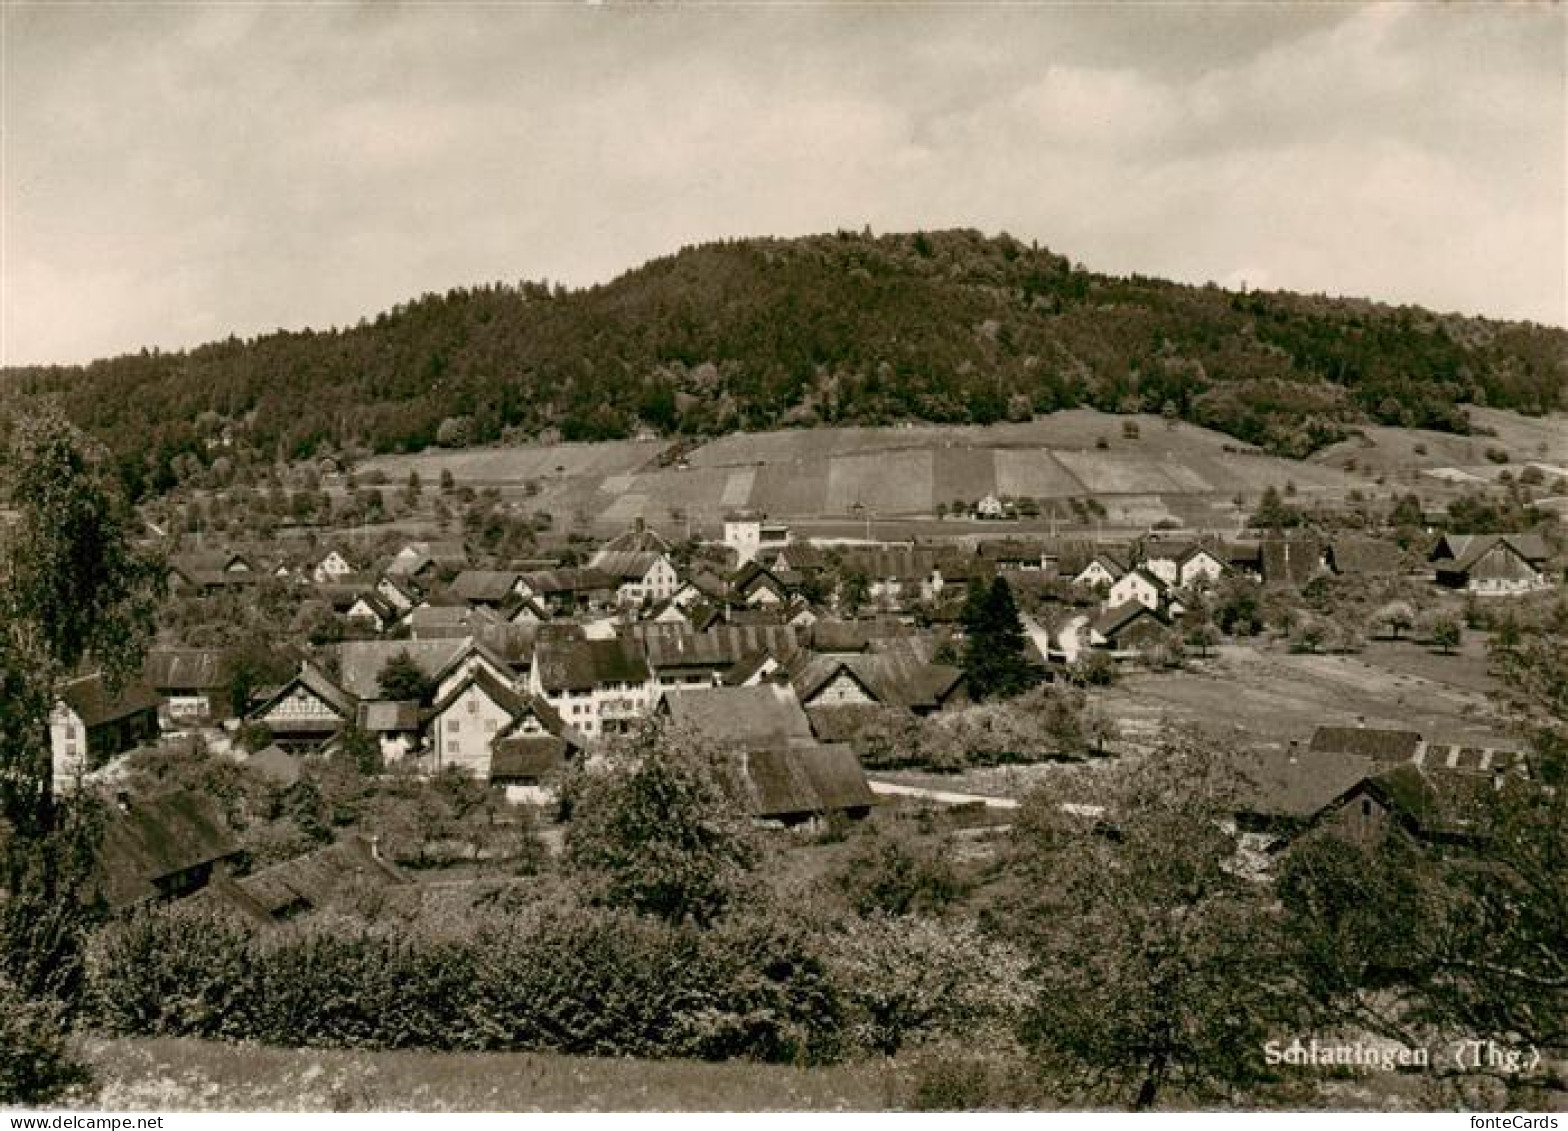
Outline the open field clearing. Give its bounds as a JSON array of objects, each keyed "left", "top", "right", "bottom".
[
  {"left": 1099, "top": 644, "right": 1505, "bottom": 753},
  {"left": 1312, "top": 410, "right": 1568, "bottom": 476},
  {"left": 79, "top": 1037, "right": 909, "bottom": 1112},
  {"left": 354, "top": 408, "right": 1551, "bottom": 528}
]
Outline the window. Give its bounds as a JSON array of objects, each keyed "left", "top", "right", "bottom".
[
  {"left": 467, "top": 698, "right": 480, "bottom": 715},
  {"left": 447, "top": 739, "right": 459, "bottom": 754},
  {"left": 1361, "top": 799, "right": 1372, "bottom": 817},
  {"left": 449, "top": 719, "right": 460, "bottom": 734},
  {"left": 485, "top": 719, "right": 497, "bottom": 733}
]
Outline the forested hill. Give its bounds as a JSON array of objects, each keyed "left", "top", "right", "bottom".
[{"left": 3, "top": 228, "right": 1564, "bottom": 499}]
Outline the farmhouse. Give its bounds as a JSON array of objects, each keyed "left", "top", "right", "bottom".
[
  {"left": 1307, "top": 725, "right": 1424, "bottom": 764},
  {"left": 449, "top": 570, "right": 525, "bottom": 608},
  {"left": 1260, "top": 537, "right": 1324, "bottom": 587},
  {"left": 636, "top": 624, "right": 800, "bottom": 695},
  {"left": 978, "top": 539, "right": 1053, "bottom": 572},
  {"left": 515, "top": 568, "right": 618, "bottom": 615},
  {"left": 1432, "top": 534, "right": 1552, "bottom": 594},
  {"left": 1106, "top": 567, "right": 1168, "bottom": 612},
  {"left": 587, "top": 550, "right": 680, "bottom": 606},
  {"left": 1323, "top": 537, "right": 1404, "bottom": 578},
  {"left": 1072, "top": 553, "right": 1126, "bottom": 589},
  {"left": 51, "top": 674, "right": 162, "bottom": 785},
  {"left": 530, "top": 635, "right": 654, "bottom": 737},
  {"left": 247, "top": 662, "right": 355, "bottom": 752},
  {"left": 658, "top": 684, "right": 875, "bottom": 827},
  {"left": 230, "top": 835, "right": 409, "bottom": 923},
  {"left": 426, "top": 668, "right": 569, "bottom": 778},
  {"left": 97, "top": 789, "right": 242, "bottom": 910},
  {"left": 168, "top": 551, "right": 260, "bottom": 595},
  {"left": 1086, "top": 601, "right": 1170, "bottom": 652},
  {"left": 789, "top": 651, "right": 967, "bottom": 713},
  {"left": 1229, "top": 747, "right": 1378, "bottom": 856},
  {"left": 600, "top": 518, "right": 674, "bottom": 554},
  {"left": 312, "top": 548, "right": 356, "bottom": 584},
  {"left": 143, "top": 647, "right": 229, "bottom": 721}
]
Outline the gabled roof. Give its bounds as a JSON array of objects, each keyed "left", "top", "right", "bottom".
[
  {"left": 143, "top": 648, "right": 228, "bottom": 692},
  {"left": 600, "top": 525, "right": 674, "bottom": 553},
  {"left": 806, "top": 619, "right": 907, "bottom": 654},
  {"left": 490, "top": 736, "right": 572, "bottom": 782},
  {"left": 429, "top": 637, "right": 516, "bottom": 691},
  {"left": 326, "top": 640, "right": 465, "bottom": 699},
  {"left": 1308, "top": 725, "right": 1423, "bottom": 763},
  {"left": 588, "top": 550, "right": 668, "bottom": 581},
  {"left": 1442, "top": 534, "right": 1549, "bottom": 575},
  {"left": 59, "top": 674, "right": 161, "bottom": 728},
  {"left": 1362, "top": 764, "right": 1499, "bottom": 841},
  {"left": 1091, "top": 600, "right": 1167, "bottom": 639},
  {"left": 1230, "top": 749, "right": 1376, "bottom": 822},
  {"left": 98, "top": 789, "right": 241, "bottom": 908},
  {"left": 1260, "top": 537, "right": 1324, "bottom": 586},
  {"left": 729, "top": 744, "right": 875, "bottom": 819},
  {"left": 637, "top": 625, "right": 801, "bottom": 671},
  {"left": 517, "top": 567, "right": 617, "bottom": 595},
  {"left": 534, "top": 636, "right": 650, "bottom": 692},
  {"left": 1118, "top": 566, "right": 1170, "bottom": 593},
  {"left": 450, "top": 570, "right": 521, "bottom": 603},
  {"left": 249, "top": 663, "right": 355, "bottom": 723},
  {"left": 236, "top": 835, "right": 407, "bottom": 919},
  {"left": 661, "top": 683, "right": 816, "bottom": 747},
  {"left": 428, "top": 667, "right": 531, "bottom": 722},
  {"left": 1073, "top": 553, "right": 1127, "bottom": 580},
  {"left": 788, "top": 654, "right": 881, "bottom": 705}
]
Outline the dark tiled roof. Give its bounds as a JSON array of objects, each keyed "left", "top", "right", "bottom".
[
  {"left": 535, "top": 636, "right": 650, "bottom": 692},
  {"left": 1260, "top": 537, "right": 1324, "bottom": 586},
  {"left": 517, "top": 568, "right": 616, "bottom": 595},
  {"left": 237, "top": 835, "right": 407, "bottom": 919},
  {"left": 662, "top": 683, "right": 816, "bottom": 746},
  {"left": 638, "top": 625, "right": 801, "bottom": 671},
  {"left": 588, "top": 550, "right": 667, "bottom": 581},
  {"left": 450, "top": 570, "right": 521, "bottom": 602},
  {"left": 1364, "top": 765, "right": 1499, "bottom": 840},
  {"left": 1091, "top": 601, "right": 1167, "bottom": 639},
  {"left": 731, "top": 744, "right": 875, "bottom": 819},
  {"left": 328, "top": 640, "right": 464, "bottom": 699},
  {"left": 490, "top": 736, "right": 571, "bottom": 782},
  {"left": 59, "top": 674, "right": 162, "bottom": 728},
  {"left": 98, "top": 789, "right": 241, "bottom": 908},
  {"left": 1308, "top": 725, "right": 1423, "bottom": 763},
  {"left": 143, "top": 648, "right": 228, "bottom": 692},
  {"left": 1230, "top": 749, "right": 1375, "bottom": 821}
]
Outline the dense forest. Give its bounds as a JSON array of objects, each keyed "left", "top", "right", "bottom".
[{"left": 3, "top": 229, "right": 1564, "bottom": 500}]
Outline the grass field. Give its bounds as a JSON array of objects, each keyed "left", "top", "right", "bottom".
[
  {"left": 1100, "top": 642, "right": 1506, "bottom": 754},
  {"left": 356, "top": 408, "right": 1557, "bottom": 531},
  {"left": 77, "top": 1037, "right": 910, "bottom": 1112}
]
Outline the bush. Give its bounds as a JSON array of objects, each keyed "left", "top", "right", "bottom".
[
  {"left": 0, "top": 977, "right": 91, "bottom": 1106},
  {"left": 834, "top": 829, "right": 968, "bottom": 917},
  {"left": 87, "top": 903, "right": 848, "bottom": 1064}
]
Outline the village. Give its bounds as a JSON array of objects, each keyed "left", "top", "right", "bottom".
[{"left": 46, "top": 452, "right": 1564, "bottom": 926}]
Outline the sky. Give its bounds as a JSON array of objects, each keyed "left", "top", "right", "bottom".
[{"left": 2, "top": 1, "right": 1564, "bottom": 366}]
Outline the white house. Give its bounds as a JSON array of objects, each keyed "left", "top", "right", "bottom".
[
  {"left": 976, "top": 494, "right": 1005, "bottom": 519},
  {"left": 1176, "top": 546, "right": 1229, "bottom": 589},
  {"left": 723, "top": 514, "right": 790, "bottom": 566},
  {"left": 312, "top": 549, "right": 355, "bottom": 584},
  {"left": 1107, "top": 567, "right": 1167, "bottom": 612},
  {"left": 1073, "top": 555, "right": 1126, "bottom": 590},
  {"left": 586, "top": 550, "right": 680, "bottom": 606},
  {"left": 529, "top": 637, "right": 655, "bottom": 739},
  {"left": 427, "top": 670, "right": 529, "bottom": 777}
]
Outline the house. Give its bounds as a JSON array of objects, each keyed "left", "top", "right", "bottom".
[
  {"left": 231, "top": 835, "right": 409, "bottom": 922},
  {"left": 426, "top": 668, "right": 567, "bottom": 778},
  {"left": 1174, "top": 546, "right": 1229, "bottom": 589},
  {"left": 723, "top": 513, "right": 791, "bottom": 566},
  {"left": 636, "top": 624, "right": 801, "bottom": 694},
  {"left": 449, "top": 570, "right": 524, "bottom": 608},
  {"left": 246, "top": 662, "right": 355, "bottom": 752},
  {"left": 514, "top": 568, "right": 617, "bottom": 615},
  {"left": 408, "top": 603, "right": 503, "bottom": 641},
  {"left": 430, "top": 637, "right": 519, "bottom": 702},
  {"left": 344, "top": 591, "right": 396, "bottom": 633},
  {"left": 789, "top": 652, "right": 967, "bottom": 714},
  {"left": 1086, "top": 601, "right": 1170, "bottom": 652},
  {"left": 1229, "top": 747, "right": 1378, "bottom": 858},
  {"left": 657, "top": 683, "right": 875, "bottom": 826},
  {"left": 375, "top": 573, "right": 421, "bottom": 614},
  {"left": 51, "top": 674, "right": 162, "bottom": 786},
  {"left": 490, "top": 698, "right": 584, "bottom": 801},
  {"left": 1323, "top": 537, "right": 1404, "bottom": 578},
  {"left": 166, "top": 550, "right": 261, "bottom": 596},
  {"left": 143, "top": 647, "right": 229, "bottom": 720},
  {"left": 529, "top": 636, "right": 654, "bottom": 738},
  {"left": 978, "top": 540, "right": 1052, "bottom": 572},
  {"left": 1107, "top": 567, "right": 1168, "bottom": 613},
  {"left": 600, "top": 518, "right": 674, "bottom": 554},
  {"left": 386, "top": 540, "right": 467, "bottom": 581},
  {"left": 95, "top": 789, "right": 242, "bottom": 910},
  {"left": 1225, "top": 542, "right": 1265, "bottom": 579},
  {"left": 312, "top": 548, "right": 356, "bottom": 584},
  {"left": 1432, "top": 534, "right": 1552, "bottom": 595},
  {"left": 356, "top": 700, "right": 423, "bottom": 761},
  {"left": 1260, "top": 537, "right": 1324, "bottom": 587},
  {"left": 1332, "top": 764, "right": 1502, "bottom": 848},
  {"left": 1072, "top": 554, "right": 1126, "bottom": 589},
  {"left": 976, "top": 494, "right": 1005, "bottom": 519},
  {"left": 587, "top": 550, "right": 680, "bottom": 606},
  {"left": 732, "top": 560, "right": 793, "bottom": 606},
  {"left": 507, "top": 596, "right": 552, "bottom": 625}
]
